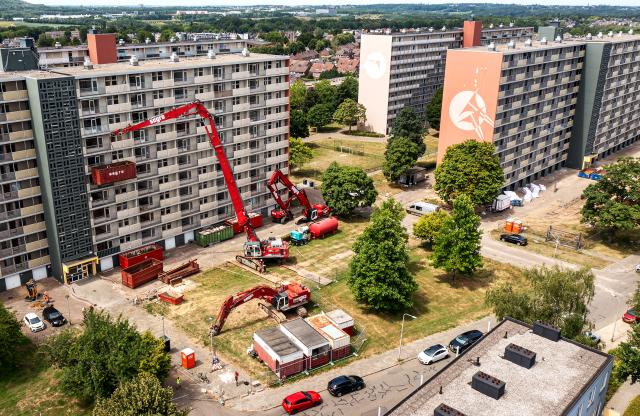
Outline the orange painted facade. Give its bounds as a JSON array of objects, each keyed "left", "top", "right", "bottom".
[
  {"left": 437, "top": 49, "right": 503, "bottom": 163},
  {"left": 463, "top": 21, "right": 483, "bottom": 48},
  {"left": 87, "top": 33, "right": 117, "bottom": 64}
]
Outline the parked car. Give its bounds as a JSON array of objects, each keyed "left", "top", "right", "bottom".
[
  {"left": 23, "top": 312, "right": 45, "bottom": 332},
  {"left": 406, "top": 202, "right": 439, "bottom": 216},
  {"left": 449, "top": 330, "right": 483, "bottom": 354},
  {"left": 282, "top": 391, "right": 322, "bottom": 414},
  {"left": 417, "top": 344, "right": 449, "bottom": 365},
  {"left": 327, "top": 375, "right": 365, "bottom": 397},
  {"left": 42, "top": 306, "right": 66, "bottom": 327},
  {"left": 623, "top": 309, "right": 640, "bottom": 324},
  {"left": 500, "top": 233, "right": 528, "bottom": 246},
  {"left": 583, "top": 331, "right": 601, "bottom": 344}
]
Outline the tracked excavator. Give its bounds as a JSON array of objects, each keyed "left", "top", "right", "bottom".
[{"left": 267, "top": 169, "right": 330, "bottom": 223}]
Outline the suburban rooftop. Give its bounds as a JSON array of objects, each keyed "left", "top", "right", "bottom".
[
  {"left": 388, "top": 318, "right": 611, "bottom": 416},
  {"left": 255, "top": 326, "right": 301, "bottom": 357}
]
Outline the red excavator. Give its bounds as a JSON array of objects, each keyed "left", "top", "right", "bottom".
[
  {"left": 211, "top": 282, "right": 310, "bottom": 335},
  {"left": 267, "top": 169, "right": 330, "bottom": 223},
  {"left": 113, "top": 101, "right": 288, "bottom": 272}
]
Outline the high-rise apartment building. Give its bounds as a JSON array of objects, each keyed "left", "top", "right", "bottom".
[
  {"left": 358, "top": 21, "right": 534, "bottom": 134},
  {"left": 0, "top": 37, "right": 290, "bottom": 290},
  {"left": 438, "top": 38, "right": 585, "bottom": 189},
  {"left": 568, "top": 31, "right": 640, "bottom": 168}
]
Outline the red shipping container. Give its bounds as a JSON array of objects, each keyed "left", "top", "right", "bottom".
[
  {"left": 181, "top": 348, "right": 195, "bottom": 369},
  {"left": 309, "top": 217, "right": 338, "bottom": 239},
  {"left": 121, "top": 258, "right": 163, "bottom": 289},
  {"left": 226, "top": 213, "right": 263, "bottom": 234},
  {"left": 91, "top": 161, "right": 137, "bottom": 185},
  {"left": 119, "top": 244, "right": 163, "bottom": 269}
]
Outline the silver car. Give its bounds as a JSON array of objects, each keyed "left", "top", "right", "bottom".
[{"left": 418, "top": 344, "right": 449, "bottom": 365}]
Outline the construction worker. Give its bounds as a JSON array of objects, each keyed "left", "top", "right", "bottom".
[
  {"left": 234, "top": 371, "right": 239, "bottom": 386},
  {"left": 176, "top": 376, "right": 182, "bottom": 390}
]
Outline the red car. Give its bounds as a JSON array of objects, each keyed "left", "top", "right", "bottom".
[
  {"left": 282, "top": 391, "right": 322, "bottom": 414},
  {"left": 623, "top": 309, "right": 639, "bottom": 324}
]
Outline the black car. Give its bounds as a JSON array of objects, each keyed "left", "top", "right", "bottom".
[
  {"left": 327, "top": 375, "right": 365, "bottom": 397},
  {"left": 42, "top": 306, "right": 66, "bottom": 327},
  {"left": 500, "top": 233, "right": 528, "bottom": 246},
  {"left": 448, "top": 330, "right": 483, "bottom": 354}
]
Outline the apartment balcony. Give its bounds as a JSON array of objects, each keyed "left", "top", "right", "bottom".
[
  {"left": 265, "top": 97, "right": 289, "bottom": 107},
  {"left": 233, "top": 103, "right": 250, "bottom": 112},
  {"left": 115, "top": 189, "right": 139, "bottom": 204},
  {"left": 161, "top": 195, "right": 180, "bottom": 207},
  {"left": 107, "top": 102, "right": 132, "bottom": 113},
  {"left": 111, "top": 137, "right": 134, "bottom": 150},
  {"left": 195, "top": 91, "right": 216, "bottom": 101},
  {"left": 157, "top": 147, "right": 179, "bottom": 159},
  {"left": 17, "top": 187, "right": 39, "bottom": 199},
  {"left": 159, "top": 179, "right": 179, "bottom": 192},
  {"left": 25, "top": 238, "right": 48, "bottom": 253},
  {"left": 232, "top": 87, "right": 250, "bottom": 97},
  {"left": 162, "top": 211, "right": 181, "bottom": 223},
  {"left": 266, "top": 67, "right": 288, "bottom": 77},
  {"left": 1, "top": 90, "right": 28, "bottom": 101},
  {"left": 8, "top": 130, "right": 32, "bottom": 141},
  {"left": 8, "top": 149, "right": 36, "bottom": 161},
  {"left": 154, "top": 97, "right": 176, "bottom": 108},
  {"left": 267, "top": 111, "right": 288, "bottom": 122},
  {"left": 198, "top": 187, "right": 216, "bottom": 198},
  {"left": 266, "top": 141, "right": 287, "bottom": 152},
  {"left": 1, "top": 261, "right": 29, "bottom": 275},
  {"left": 105, "top": 84, "right": 130, "bottom": 94},
  {"left": 162, "top": 226, "right": 182, "bottom": 239},
  {"left": 22, "top": 221, "right": 46, "bottom": 235},
  {"left": 158, "top": 164, "right": 179, "bottom": 176},
  {"left": 119, "top": 223, "right": 142, "bottom": 236},
  {"left": 81, "top": 126, "right": 111, "bottom": 137},
  {"left": 266, "top": 126, "right": 288, "bottom": 136},
  {"left": 266, "top": 83, "right": 285, "bottom": 93},
  {"left": 232, "top": 71, "right": 250, "bottom": 80},
  {"left": 0, "top": 243, "right": 26, "bottom": 258},
  {"left": 116, "top": 206, "right": 140, "bottom": 220},
  {"left": 198, "top": 156, "right": 217, "bottom": 167},
  {"left": 93, "top": 208, "right": 116, "bottom": 225},
  {"left": 200, "top": 201, "right": 216, "bottom": 212},
  {"left": 194, "top": 74, "right": 215, "bottom": 83},
  {"left": 14, "top": 167, "right": 38, "bottom": 180},
  {"left": 5, "top": 110, "right": 31, "bottom": 122},
  {"left": 156, "top": 131, "right": 178, "bottom": 142},
  {"left": 152, "top": 79, "right": 174, "bottom": 89},
  {"left": 232, "top": 118, "right": 251, "bottom": 128},
  {"left": 120, "top": 239, "right": 143, "bottom": 252}
]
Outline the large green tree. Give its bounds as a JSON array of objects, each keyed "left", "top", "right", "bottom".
[
  {"left": 389, "top": 107, "right": 425, "bottom": 156},
  {"left": 348, "top": 199, "right": 417, "bottom": 312},
  {"left": 307, "top": 103, "right": 334, "bottom": 129},
  {"left": 289, "top": 137, "right": 313, "bottom": 170},
  {"left": 315, "top": 80, "right": 339, "bottom": 112},
  {"left": 290, "top": 109, "right": 309, "bottom": 138},
  {"left": 334, "top": 32, "right": 355, "bottom": 46},
  {"left": 290, "top": 80, "right": 307, "bottom": 112},
  {"left": 485, "top": 266, "right": 595, "bottom": 339},
  {"left": 615, "top": 324, "right": 640, "bottom": 384},
  {"left": 93, "top": 374, "right": 188, "bottom": 416},
  {"left": 383, "top": 136, "right": 420, "bottom": 182},
  {"left": 337, "top": 75, "right": 358, "bottom": 103},
  {"left": 51, "top": 310, "right": 171, "bottom": 403},
  {"left": 0, "top": 302, "right": 29, "bottom": 375},
  {"left": 431, "top": 194, "right": 483, "bottom": 282},
  {"left": 321, "top": 162, "right": 377, "bottom": 217},
  {"left": 413, "top": 210, "right": 450, "bottom": 245},
  {"left": 425, "top": 87, "right": 443, "bottom": 131},
  {"left": 434, "top": 140, "right": 504, "bottom": 206},
  {"left": 304, "top": 87, "right": 320, "bottom": 112},
  {"left": 333, "top": 99, "right": 366, "bottom": 132},
  {"left": 581, "top": 157, "right": 640, "bottom": 236}
]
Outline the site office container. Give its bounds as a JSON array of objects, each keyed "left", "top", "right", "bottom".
[
  {"left": 306, "top": 314, "right": 351, "bottom": 361},
  {"left": 325, "top": 309, "right": 355, "bottom": 336},
  {"left": 226, "top": 213, "right": 263, "bottom": 235},
  {"left": 119, "top": 244, "right": 164, "bottom": 269},
  {"left": 280, "top": 319, "right": 331, "bottom": 370},
  {"left": 91, "top": 161, "right": 137, "bottom": 185},
  {"left": 195, "top": 225, "right": 234, "bottom": 247},
  {"left": 253, "top": 327, "right": 305, "bottom": 379},
  {"left": 121, "top": 258, "right": 163, "bottom": 289}
]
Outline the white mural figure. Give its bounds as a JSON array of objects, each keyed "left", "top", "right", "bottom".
[{"left": 448, "top": 66, "right": 495, "bottom": 140}]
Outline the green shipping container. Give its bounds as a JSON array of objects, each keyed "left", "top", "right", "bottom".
[{"left": 195, "top": 225, "right": 234, "bottom": 247}]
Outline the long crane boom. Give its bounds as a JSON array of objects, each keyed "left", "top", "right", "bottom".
[{"left": 113, "top": 101, "right": 258, "bottom": 242}]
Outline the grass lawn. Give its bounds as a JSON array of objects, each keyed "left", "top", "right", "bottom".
[
  {"left": 624, "top": 395, "right": 640, "bottom": 416},
  {"left": 0, "top": 345, "right": 92, "bottom": 416},
  {"left": 0, "top": 21, "right": 77, "bottom": 28}
]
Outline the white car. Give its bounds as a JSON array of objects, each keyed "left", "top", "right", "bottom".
[
  {"left": 418, "top": 344, "right": 449, "bottom": 365},
  {"left": 24, "top": 313, "right": 45, "bottom": 332}
]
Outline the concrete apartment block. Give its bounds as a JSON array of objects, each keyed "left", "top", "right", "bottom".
[
  {"left": 568, "top": 32, "right": 640, "bottom": 168},
  {"left": 438, "top": 39, "right": 586, "bottom": 189},
  {"left": 358, "top": 22, "right": 534, "bottom": 134}
]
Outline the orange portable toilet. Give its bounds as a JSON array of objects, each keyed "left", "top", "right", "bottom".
[
  {"left": 512, "top": 220, "right": 523, "bottom": 234},
  {"left": 181, "top": 348, "right": 195, "bottom": 369},
  {"left": 505, "top": 219, "right": 514, "bottom": 233}
]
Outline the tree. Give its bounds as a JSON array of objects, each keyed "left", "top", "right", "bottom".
[
  {"left": 581, "top": 157, "right": 640, "bottom": 236},
  {"left": 137, "top": 29, "right": 153, "bottom": 43},
  {"left": 0, "top": 303, "right": 28, "bottom": 375},
  {"left": 413, "top": 210, "right": 450, "bottom": 245},
  {"left": 287, "top": 41, "right": 305, "bottom": 55},
  {"left": 290, "top": 81, "right": 307, "bottom": 112},
  {"left": 289, "top": 137, "right": 313, "bottom": 170},
  {"left": 307, "top": 104, "right": 333, "bottom": 129},
  {"left": 348, "top": 199, "right": 417, "bottom": 312},
  {"left": 261, "top": 31, "right": 287, "bottom": 44},
  {"left": 314, "top": 39, "right": 330, "bottom": 51},
  {"left": 431, "top": 194, "right": 483, "bottom": 282},
  {"left": 93, "top": 374, "right": 188, "bottom": 416},
  {"left": 290, "top": 109, "right": 309, "bottom": 138},
  {"left": 334, "top": 32, "right": 355, "bottom": 46},
  {"left": 304, "top": 87, "right": 320, "bottom": 112},
  {"left": 389, "top": 107, "right": 425, "bottom": 156},
  {"left": 337, "top": 75, "right": 358, "bottom": 103},
  {"left": 434, "top": 140, "right": 504, "bottom": 206},
  {"left": 426, "top": 87, "right": 443, "bottom": 131},
  {"left": 54, "top": 309, "right": 171, "bottom": 403},
  {"left": 315, "top": 80, "right": 338, "bottom": 112},
  {"left": 159, "top": 29, "right": 174, "bottom": 42},
  {"left": 36, "top": 35, "right": 54, "bottom": 47},
  {"left": 321, "top": 162, "right": 378, "bottom": 217},
  {"left": 383, "top": 136, "right": 420, "bottom": 182},
  {"left": 333, "top": 99, "right": 366, "bottom": 132},
  {"left": 615, "top": 324, "right": 640, "bottom": 384},
  {"left": 485, "top": 266, "right": 595, "bottom": 339}
]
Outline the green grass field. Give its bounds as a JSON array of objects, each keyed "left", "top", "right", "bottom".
[
  {"left": 625, "top": 395, "right": 640, "bottom": 416},
  {"left": 0, "top": 21, "right": 77, "bottom": 28}
]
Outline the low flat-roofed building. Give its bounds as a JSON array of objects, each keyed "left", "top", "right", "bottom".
[
  {"left": 387, "top": 318, "right": 613, "bottom": 416},
  {"left": 281, "top": 318, "right": 331, "bottom": 369},
  {"left": 253, "top": 326, "right": 304, "bottom": 379},
  {"left": 306, "top": 313, "right": 351, "bottom": 360}
]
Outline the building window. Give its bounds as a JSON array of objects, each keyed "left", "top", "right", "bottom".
[{"left": 152, "top": 72, "right": 163, "bottom": 81}]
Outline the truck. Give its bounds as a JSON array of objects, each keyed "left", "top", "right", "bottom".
[
  {"left": 398, "top": 167, "right": 426, "bottom": 186},
  {"left": 290, "top": 217, "right": 339, "bottom": 245},
  {"left": 491, "top": 194, "right": 512, "bottom": 212}
]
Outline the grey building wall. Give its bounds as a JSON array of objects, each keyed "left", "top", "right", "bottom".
[
  {"left": 26, "top": 75, "right": 94, "bottom": 279},
  {"left": 538, "top": 26, "right": 562, "bottom": 41},
  {"left": 564, "top": 357, "right": 613, "bottom": 416}
]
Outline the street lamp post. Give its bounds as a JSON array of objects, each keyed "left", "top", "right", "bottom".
[
  {"left": 65, "top": 294, "right": 71, "bottom": 325},
  {"left": 398, "top": 313, "right": 417, "bottom": 361}
]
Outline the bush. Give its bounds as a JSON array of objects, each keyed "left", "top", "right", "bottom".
[{"left": 0, "top": 302, "right": 29, "bottom": 375}]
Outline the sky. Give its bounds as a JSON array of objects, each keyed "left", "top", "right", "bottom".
[{"left": 23, "top": 0, "right": 640, "bottom": 8}]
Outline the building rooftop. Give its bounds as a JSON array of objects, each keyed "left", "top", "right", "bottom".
[
  {"left": 306, "top": 314, "right": 349, "bottom": 342},
  {"left": 461, "top": 38, "right": 587, "bottom": 54},
  {"left": 388, "top": 318, "right": 611, "bottom": 416},
  {"left": 570, "top": 32, "right": 640, "bottom": 44},
  {"left": 38, "top": 38, "right": 249, "bottom": 52},
  {"left": 281, "top": 318, "right": 328, "bottom": 348},
  {"left": 325, "top": 309, "right": 353, "bottom": 326},
  {"left": 43, "top": 53, "right": 286, "bottom": 77},
  {"left": 255, "top": 326, "right": 301, "bottom": 358}
]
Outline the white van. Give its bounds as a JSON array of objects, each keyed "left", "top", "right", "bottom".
[{"left": 406, "top": 202, "right": 440, "bottom": 216}]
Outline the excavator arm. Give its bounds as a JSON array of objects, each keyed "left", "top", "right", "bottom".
[
  {"left": 210, "top": 285, "right": 280, "bottom": 335},
  {"left": 267, "top": 169, "right": 328, "bottom": 222},
  {"left": 113, "top": 101, "right": 259, "bottom": 243}
]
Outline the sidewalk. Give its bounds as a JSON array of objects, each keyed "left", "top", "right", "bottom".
[{"left": 607, "top": 380, "right": 640, "bottom": 416}]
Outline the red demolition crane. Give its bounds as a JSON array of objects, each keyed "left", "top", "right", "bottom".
[
  {"left": 210, "top": 282, "right": 310, "bottom": 335},
  {"left": 267, "top": 169, "right": 331, "bottom": 223},
  {"left": 113, "top": 101, "right": 288, "bottom": 272}
]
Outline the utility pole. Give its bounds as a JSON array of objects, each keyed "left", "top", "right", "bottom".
[{"left": 398, "top": 313, "right": 417, "bottom": 361}]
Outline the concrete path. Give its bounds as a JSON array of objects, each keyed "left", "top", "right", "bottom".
[
  {"left": 304, "top": 130, "right": 388, "bottom": 144},
  {"left": 607, "top": 380, "right": 640, "bottom": 416}
]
